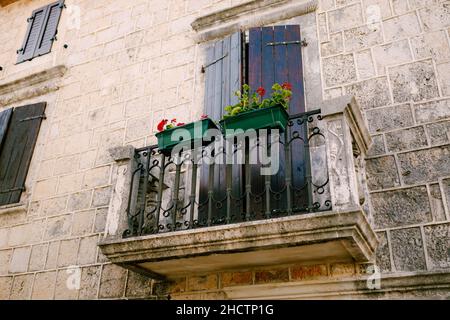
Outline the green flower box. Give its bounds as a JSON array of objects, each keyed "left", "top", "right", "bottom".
[
  {"left": 219, "top": 105, "right": 289, "bottom": 138},
  {"left": 156, "top": 118, "right": 218, "bottom": 155}
]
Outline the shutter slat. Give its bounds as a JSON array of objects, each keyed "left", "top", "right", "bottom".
[
  {"left": 17, "top": 8, "right": 46, "bottom": 63},
  {"left": 35, "top": 1, "right": 64, "bottom": 56},
  {"left": 286, "top": 25, "right": 305, "bottom": 113},
  {"left": 0, "top": 109, "right": 12, "bottom": 152},
  {"left": 0, "top": 103, "right": 46, "bottom": 205}
]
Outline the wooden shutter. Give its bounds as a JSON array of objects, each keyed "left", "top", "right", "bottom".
[
  {"left": 0, "top": 109, "right": 12, "bottom": 152},
  {"left": 35, "top": 0, "right": 65, "bottom": 57},
  {"left": 17, "top": 0, "right": 64, "bottom": 63},
  {"left": 17, "top": 6, "right": 47, "bottom": 63},
  {"left": 200, "top": 32, "right": 243, "bottom": 224},
  {"left": 0, "top": 103, "right": 46, "bottom": 206},
  {"left": 248, "top": 25, "right": 306, "bottom": 214}
]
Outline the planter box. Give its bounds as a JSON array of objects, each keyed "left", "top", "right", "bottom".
[
  {"left": 219, "top": 105, "right": 289, "bottom": 138},
  {"left": 156, "top": 118, "right": 218, "bottom": 154}
]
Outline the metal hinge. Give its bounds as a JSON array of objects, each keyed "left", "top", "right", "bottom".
[
  {"left": 266, "top": 39, "right": 308, "bottom": 47},
  {"left": 0, "top": 187, "right": 25, "bottom": 194},
  {"left": 19, "top": 114, "right": 47, "bottom": 122},
  {"left": 201, "top": 53, "right": 228, "bottom": 73}
]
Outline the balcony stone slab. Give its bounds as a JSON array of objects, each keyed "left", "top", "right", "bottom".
[{"left": 99, "top": 207, "right": 378, "bottom": 279}]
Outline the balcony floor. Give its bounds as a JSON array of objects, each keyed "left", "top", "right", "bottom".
[{"left": 99, "top": 207, "right": 378, "bottom": 279}]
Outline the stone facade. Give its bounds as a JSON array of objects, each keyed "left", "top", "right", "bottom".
[{"left": 0, "top": 0, "right": 449, "bottom": 300}]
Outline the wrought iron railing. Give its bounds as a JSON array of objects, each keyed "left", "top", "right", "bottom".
[{"left": 123, "top": 109, "right": 331, "bottom": 238}]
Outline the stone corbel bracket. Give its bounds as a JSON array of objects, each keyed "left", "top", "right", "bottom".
[
  {"left": 319, "top": 95, "right": 373, "bottom": 212},
  {"left": 191, "top": 0, "right": 318, "bottom": 42},
  {"left": 0, "top": 65, "right": 67, "bottom": 107}
]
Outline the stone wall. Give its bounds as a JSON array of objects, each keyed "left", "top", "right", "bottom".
[{"left": 0, "top": 0, "right": 449, "bottom": 300}]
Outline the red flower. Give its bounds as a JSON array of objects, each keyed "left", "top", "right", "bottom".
[
  {"left": 201, "top": 114, "right": 209, "bottom": 119},
  {"left": 256, "top": 87, "right": 266, "bottom": 97},
  {"left": 157, "top": 119, "right": 168, "bottom": 132},
  {"left": 171, "top": 118, "right": 177, "bottom": 123},
  {"left": 177, "top": 122, "right": 186, "bottom": 127},
  {"left": 282, "top": 82, "right": 292, "bottom": 90}
]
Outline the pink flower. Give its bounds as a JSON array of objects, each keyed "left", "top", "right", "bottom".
[
  {"left": 282, "top": 82, "right": 292, "bottom": 90},
  {"left": 256, "top": 87, "right": 266, "bottom": 97},
  {"left": 177, "top": 122, "right": 186, "bottom": 127},
  {"left": 201, "top": 114, "right": 209, "bottom": 120}
]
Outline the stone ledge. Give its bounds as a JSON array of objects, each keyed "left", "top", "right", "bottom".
[
  {"left": 0, "top": 65, "right": 67, "bottom": 107},
  {"left": 99, "top": 208, "right": 378, "bottom": 279},
  {"left": 0, "top": 202, "right": 27, "bottom": 216},
  {"left": 192, "top": 0, "right": 318, "bottom": 42},
  {"left": 223, "top": 271, "right": 450, "bottom": 299}
]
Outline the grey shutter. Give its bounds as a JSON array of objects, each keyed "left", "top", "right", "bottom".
[
  {"left": 200, "top": 32, "right": 243, "bottom": 224},
  {"left": 17, "top": 6, "right": 47, "bottom": 63},
  {"left": 35, "top": 0, "right": 65, "bottom": 57},
  {"left": 204, "top": 32, "right": 242, "bottom": 121},
  {"left": 0, "top": 103, "right": 46, "bottom": 206},
  {"left": 0, "top": 108, "right": 12, "bottom": 152}
]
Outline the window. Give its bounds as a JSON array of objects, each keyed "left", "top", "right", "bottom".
[
  {"left": 0, "top": 103, "right": 46, "bottom": 206},
  {"left": 200, "top": 25, "right": 306, "bottom": 222},
  {"left": 16, "top": 0, "right": 65, "bottom": 64}
]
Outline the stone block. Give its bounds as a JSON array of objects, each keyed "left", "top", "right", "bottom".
[
  {"left": 373, "top": 39, "right": 412, "bottom": 75},
  {"left": 389, "top": 60, "right": 439, "bottom": 103},
  {"left": 383, "top": 12, "right": 421, "bottom": 42},
  {"left": 10, "top": 274, "right": 33, "bottom": 299},
  {"left": 411, "top": 30, "right": 450, "bottom": 63},
  {"left": 67, "top": 190, "right": 92, "bottom": 212},
  {"left": 437, "top": 62, "right": 450, "bottom": 97},
  {"left": 425, "top": 224, "right": 450, "bottom": 270},
  {"left": 57, "top": 239, "right": 80, "bottom": 268},
  {"left": 55, "top": 269, "right": 79, "bottom": 300},
  {"left": 46, "top": 241, "right": 60, "bottom": 269},
  {"left": 328, "top": 3, "right": 364, "bottom": 33},
  {"left": 0, "top": 250, "right": 12, "bottom": 275},
  {"left": 57, "top": 173, "right": 84, "bottom": 195},
  {"left": 344, "top": 24, "right": 383, "bottom": 52},
  {"left": 79, "top": 266, "right": 101, "bottom": 300},
  {"left": 99, "top": 264, "right": 127, "bottom": 298},
  {"left": 367, "top": 135, "right": 386, "bottom": 157},
  {"left": 125, "top": 271, "right": 152, "bottom": 298},
  {"left": 426, "top": 121, "right": 450, "bottom": 146},
  {"left": 290, "top": 264, "right": 328, "bottom": 281},
  {"left": 33, "top": 178, "right": 58, "bottom": 201},
  {"left": 323, "top": 54, "right": 357, "bottom": 87},
  {"left": 29, "top": 244, "right": 48, "bottom": 272},
  {"left": 72, "top": 210, "right": 95, "bottom": 236},
  {"left": 154, "top": 278, "right": 186, "bottom": 296},
  {"left": 362, "top": 0, "right": 392, "bottom": 19},
  {"left": 220, "top": 271, "right": 253, "bottom": 288},
  {"left": 317, "top": 13, "right": 328, "bottom": 42},
  {"left": 429, "top": 184, "right": 447, "bottom": 222},
  {"left": 92, "top": 186, "right": 112, "bottom": 207},
  {"left": 398, "top": 146, "right": 450, "bottom": 185},
  {"left": 0, "top": 277, "right": 12, "bottom": 299},
  {"left": 255, "top": 268, "right": 289, "bottom": 284},
  {"left": 391, "top": 0, "right": 409, "bottom": 15},
  {"left": 355, "top": 50, "right": 376, "bottom": 79},
  {"left": 32, "top": 272, "right": 56, "bottom": 300},
  {"left": 366, "top": 156, "right": 400, "bottom": 190},
  {"left": 9, "top": 247, "right": 31, "bottom": 274},
  {"left": 385, "top": 126, "right": 428, "bottom": 152},
  {"left": 345, "top": 77, "right": 391, "bottom": 109},
  {"left": 78, "top": 235, "right": 98, "bottom": 266},
  {"left": 187, "top": 274, "right": 218, "bottom": 291},
  {"left": 319, "top": 0, "right": 334, "bottom": 11},
  {"left": 390, "top": 228, "right": 427, "bottom": 272},
  {"left": 0, "top": 228, "right": 8, "bottom": 249},
  {"left": 418, "top": 4, "right": 450, "bottom": 32},
  {"left": 83, "top": 166, "right": 111, "bottom": 189},
  {"left": 45, "top": 215, "right": 72, "bottom": 240},
  {"left": 375, "top": 231, "right": 391, "bottom": 272},
  {"left": 371, "top": 186, "right": 432, "bottom": 228},
  {"left": 321, "top": 33, "right": 343, "bottom": 57},
  {"left": 329, "top": 263, "right": 356, "bottom": 277},
  {"left": 40, "top": 196, "right": 68, "bottom": 217},
  {"left": 414, "top": 99, "right": 450, "bottom": 123}
]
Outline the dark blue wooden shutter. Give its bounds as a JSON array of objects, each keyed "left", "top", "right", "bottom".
[
  {"left": 200, "top": 32, "right": 243, "bottom": 224},
  {"left": 0, "top": 103, "right": 46, "bottom": 206},
  {"left": 248, "top": 25, "right": 306, "bottom": 215},
  {"left": 17, "top": 6, "right": 47, "bottom": 63},
  {"left": 0, "top": 109, "right": 12, "bottom": 153},
  {"left": 35, "top": 0, "right": 65, "bottom": 57}
]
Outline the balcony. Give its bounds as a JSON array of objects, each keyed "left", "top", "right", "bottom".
[{"left": 99, "top": 96, "right": 378, "bottom": 280}]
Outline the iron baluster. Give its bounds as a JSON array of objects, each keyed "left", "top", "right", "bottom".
[
  {"left": 207, "top": 162, "right": 214, "bottom": 226},
  {"left": 189, "top": 163, "right": 198, "bottom": 229},
  {"left": 171, "top": 162, "right": 182, "bottom": 231},
  {"left": 139, "top": 148, "right": 151, "bottom": 235},
  {"left": 265, "top": 132, "right": 271, "bottom": 219},
  {"left": 285, "top": 129, "right": 293, "bottom": 215},
  {"left": 303, "top": 115, "right": 314, "bottom": 212},
  {"left": 154, "top": 154, "right": 166, "bottom": 233},
  {"left": 245, "top": 139, "right": 251, "bottom": 221},
  {"left": 226, "top": 163, "right": 232, "bottom": 224}
]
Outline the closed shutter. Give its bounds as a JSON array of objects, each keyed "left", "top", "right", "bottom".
[
  {"left": 35, "top": 0, "right": 65, "bottom": 57},
  {"left": 17, "top": 6, "right": 47, "bottom": 63},
  {"left": 199, "top": 32, "right": 243, "bottom": 224},
  {"left": 0, "top": 109, "right": 12, "bottom": 152},
  {"left": 248, "top": 25, "right": 306, "bottom": 214},
  {"left": 0, "top": 103, "right": 46, "bottom": 206}
]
